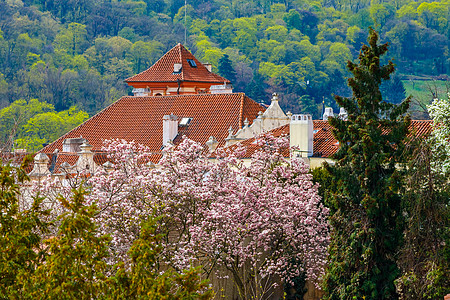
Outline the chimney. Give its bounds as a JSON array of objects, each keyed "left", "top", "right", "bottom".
[
  {"left": 290, "top": 114, "right": 313, "bottom": 157},
  {"left": 173, "top": 63, "right": 182, "bottom": 73},
  {"left": 206, "top": 136, "right": 219, "bottom": 152},
  {"left": 339, "top": 107, "right": 348, "bottom": 120},
  {"left": 78, "top": 141, "right": 94, "bottom": 172},
  {"left": 63, "top": 137, "right": 87, "bottom": 152},
  {"left": 204, "top": 63, "right": 212, "bottom": 72},
  {"left": 163, "top": 114, "right": 178, "bottom": 146},
  {"left": 323, "top": 107, "right": 334, "bottom": 120},
  {"left": 29, "top": 153, "right": 50, "bottom": 177}
]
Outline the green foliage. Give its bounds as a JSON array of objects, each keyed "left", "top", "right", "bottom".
[
  {"left": 311, "top": 166, "right": 338, "bottom": 207},
  {"left": 0, "top": 159, "right": 50, "bottom": 299},
  {"left": 380, "top": 75, "right": 406, "bottom": 104},
  {"left": 108, "top": 216, "right": 214, "bottom": 299},
  {"left": 0, "top": 99, "right": 53, "bottom": 151},
  {"left": 218, "top": 54, "right": 236, "bottom": 83},
  {"left": 395, "top": 140, "right": 450, "bottom": 300},
  {"left": 323, "top": 28, "right": 411, "bottom": 299},
  {"left": 0, "top": 99, "right": 88, "bottom": 152},
  {"left": 23, "top": 187, "right": 110, "bottom": 299},
  {"left": 0, "top": 167, "right": 213, "bottom": 299},
  {"left": 0, "top": 0, "right": 447, "bottom": 121}
]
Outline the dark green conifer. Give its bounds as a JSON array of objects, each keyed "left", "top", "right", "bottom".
[
  {"left": 381, "top": 75, "right": 406, "bottom": 104},
  {"left": 246, "top": 71, "right": 268, "bottom": 103},
  {"left": 218, "top": 54, "right": 237, "bottom": 83},
  {"left": 323, "top": 28, "right": 411, "bottom": 300},
  {"left": 24, "top": 187, "right": 111, "bottom": 299},
  {"left": 0, "top": 158, "right": 50, "bottom": 299}
]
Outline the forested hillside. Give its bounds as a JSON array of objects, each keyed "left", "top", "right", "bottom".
[{"left": 0, "top": 0, "right": 448, "bottom": 150}]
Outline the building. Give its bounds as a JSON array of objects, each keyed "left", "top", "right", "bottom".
[
  {"left": 125, "top": 43, "right": 232, "bottom": 96},
  {"left": 29, "top": 43, "right": 432, "bottom": 180},
  {"left": 29, "top": 44, "right": 288, "bottom": 179}
]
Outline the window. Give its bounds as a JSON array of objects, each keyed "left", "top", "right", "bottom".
[
  {"left": 179, "top": 117, "right": 192, "bottom": 126},
  {"left": 187, "top": 59, "right": 197, "bottom": 67}
]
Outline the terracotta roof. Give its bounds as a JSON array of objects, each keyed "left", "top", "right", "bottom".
[
  {"left": 125, "top": 44, "right": 230, "bottom": 84},
  {"left": 312, "top": 120, "right": 339, "bottom": 158},
  {"left": 49, "top": 152, "right": 79, "bottom": 174},
  {"left": 235, "top": 120, "right": 432, "bottom": 159},
  {"left": 39, "top": 93, "right": 265, "bottom": 156},
  {"left": 0, "top": 152, "right": 33, "bottom": 172}
]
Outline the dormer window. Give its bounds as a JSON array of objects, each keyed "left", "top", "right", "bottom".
[
  {"left": 179, "top": 117, "right": 192, "bottom": 126},
  {"left": 173, "top": 63, "right": 182, "bottom": 74},
  {"left": 187, "top": 59, "right": 197, "bottom": 68}
]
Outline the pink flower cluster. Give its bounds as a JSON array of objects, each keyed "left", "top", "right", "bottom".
[{"left": 37, "top": 135, "right": 329, "bottom": 291}]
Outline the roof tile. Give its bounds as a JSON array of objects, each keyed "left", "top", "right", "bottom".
[
  {"left": 125, "top": 44, "right": 230, "bottom": 84},
  {"left": 234, "top": 120, "right": 432, "bottom": 158},
  {"left": 40, "top": 93, "right": 265, "bottom": 156}
]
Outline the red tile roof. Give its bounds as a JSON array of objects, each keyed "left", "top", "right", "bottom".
[
  {"left": 49, "top": 152, "right": 79, "bottom": 174},
  {"left": 125, "top": 44, "right": 230, "bottom": 84},
  {"left": 235, "top": 120, "right": 432, "bottom": 159},
  {"left": 39, "top": 93, "right": 265, "bottom": 156}
]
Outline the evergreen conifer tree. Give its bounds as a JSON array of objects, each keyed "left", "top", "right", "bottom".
[
  {"left": 218, "top": 54, "right": 237, "bottom": 83},
  {"left": 0, "top": 158, "right": 50, "bottom": 299},
  {"left": 246, "top": 71, "right": 268, "bottom": 103},
  {"left": 108, "top": 216, "right": 214, "bottom": 299},
  {"left": 323, "top": 28, "right": 411, "bottom": 300},
  {"left": 381, "top": 75, "right": 406, "bottom": 104},
  {"left": 24, "top": 187, "right": 111, "bottom": 299}
]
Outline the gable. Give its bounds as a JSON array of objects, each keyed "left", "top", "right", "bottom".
[{"left": 125, "top": 43, "right": 230, "bottom": 84}]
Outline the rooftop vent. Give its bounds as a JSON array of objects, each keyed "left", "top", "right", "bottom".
[
  {"left": 179, "top": 117, "right": 192, "bottom": 126},
  {"left": 63, "top": 137, "right": 87, "bottom": 152},
  {"left": 204, "top": 63, "right": 212, "bottom": 72},
  {"left": 173, "top": 63, "right": 182, "bottom": 74},
  {"left": 323, "top": 107, "right": 334, "bottom": 120}
]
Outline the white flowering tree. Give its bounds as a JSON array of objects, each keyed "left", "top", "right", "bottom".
[
  {"left": 427, "top": 93, "right": 450, "bottom": 175},
  {"left": 73, "top": 135, "right": 328, "bottom": 299}
]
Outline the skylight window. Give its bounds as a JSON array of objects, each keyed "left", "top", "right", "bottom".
[
  {"left": 179, "top": 117, "right": 192, "bottom": 126},
  {"left": 187, "top": 59, "right": 197, "bottom": 68}
]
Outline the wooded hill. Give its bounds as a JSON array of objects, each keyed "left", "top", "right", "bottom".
[{"left": 0, "top": 0, "right": 448, "bottom": 150}]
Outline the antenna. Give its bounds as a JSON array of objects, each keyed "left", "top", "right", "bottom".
[{"left": 184, "top": 0, "right": 187, "bottom": 45}]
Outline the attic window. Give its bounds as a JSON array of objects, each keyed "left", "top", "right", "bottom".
[
  {"left": 179, "top": 117, "right": 192, "bottom": 126},
  {"left": 173, "top": 63, "right": 182, "bottom": 74},
  {"left": 187, "top": 59, "right": 197, "bottom": 68}
]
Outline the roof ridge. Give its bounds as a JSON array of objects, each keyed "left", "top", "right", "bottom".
[
  {"left": 125, "top": 43, "right": 180, "bottom": 82},
  {"left": 238, "top": 93, "right": 245, "bottom": 130},
  {"left": 39, "top": 96, "right": 128, "bottom": 153},
  {"left": 179, "top": 44, "right": 184, "bottom": 81}
]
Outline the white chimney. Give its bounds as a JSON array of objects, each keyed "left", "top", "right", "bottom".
[
  {"left": 206, "top": 136, "right": 219, "bottom": 152},
  {"left": 163, "top": 114, "right": 178, "bottom": 146},
  {"left": 339, "top": 107, "right": 348, "bottom": 120},
  {"left": 204, "top": 63, "right": 212, "bottom": 72},
  {"left": 323, "top": 107, "right": 334, "bottom": 120},
  {"left": 290, "top": 114, "right": 313, "bottom": 157},
  {"left": 29, "top": 153, "right": 50, "bottom": 177},
  {"left": 63, "top": 137, "right": 87, "bottom": 152},
  {"left": 174, "top": 63, "right": 182, "bottom": 73},
  {"left": 78, "top": 141, "right": 95, "bottom": 172}
]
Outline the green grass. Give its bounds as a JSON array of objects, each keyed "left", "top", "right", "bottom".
[{"left": 402, "top": 79, "right": 449, "bottom": 119}]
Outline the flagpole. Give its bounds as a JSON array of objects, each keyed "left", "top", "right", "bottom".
[{"left": 184, "top": 0, "right": 187, "bottom": 45}]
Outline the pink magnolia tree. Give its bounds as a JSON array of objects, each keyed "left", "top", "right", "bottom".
[{"left": 40, "top": 135, "right": 329, "bottom": 299}]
